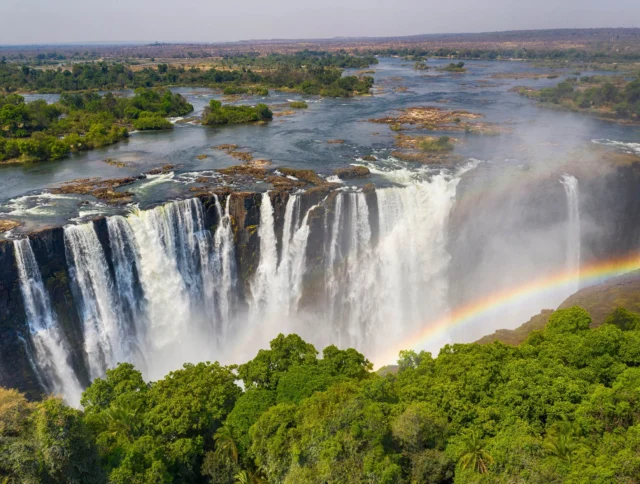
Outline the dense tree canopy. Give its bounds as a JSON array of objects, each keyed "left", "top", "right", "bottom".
[
  {"left": 523, "top": 75, "right": 640, "bottom": 120},
  {"left": 3, "top": 305, "right": 640, "bottom": 482},
  {"left": 0, "top": 88, "right": 192, "bottom": 163},
  {"left": 202, "top": 100, "right": 273, "bottom": 126}
]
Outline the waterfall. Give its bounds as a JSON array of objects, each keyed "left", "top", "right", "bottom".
[
  {"left": 325, "top": 193, "right": 343, "bottom": 339},
  {"left": 106, "top": 216, "right": 148, "bottom": 369},
  {"left": 342, "top": 192, "right": 375, "bottom": 348},
  {"left": 323, "top": 173, "right": 458, "bottom": 353},
  {"left": 15, "top": 166, "right": 464, "bottom": 403},
  {"left": 215, "top": 196, "right": 237, "bottom": 333},
  {"left": 250, "top": 194, "right": 316, "bottom": 320},
  {"left": 125, "top": 199, "right": 213, "bottom": 379},
  {"left": 207, "top": 195, "right": 236, "bottom": 342},
  {"left": 560, "top": 174, "right": 580, "bottom": 288},
  {"left": 250, "top": 192, "right": 279, "bottom": 314},
  {"left": 14, "top": 238, "right": 83, "bottom": 406},
  {"left": 64, "top": 223, "right": 127, "bottom": 379}
]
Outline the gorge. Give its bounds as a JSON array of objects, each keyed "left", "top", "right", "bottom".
[{"left": 2, "top": 158, "right": 640, "bottom": 405}]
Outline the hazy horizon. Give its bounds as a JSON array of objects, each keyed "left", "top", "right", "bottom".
[{"left": 1, "top": 0, "right": 639, "bottom": 45}]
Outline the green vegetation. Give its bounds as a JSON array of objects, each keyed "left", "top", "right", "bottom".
[
  {"left": 518, "top": 75, "right": 640, "bottom": 120},
  {"left": 0, "top": 52, "right": 375, "bottom": 98},
  {"left": 222, "top": 86, "right": 269, "bottom": 96},
  {"left": 219, "top": 50, "right": 379, "bottom": 70},
  {"left": 288, "top": 101, "right": 308, "bottom": 109},
  {"left": 373, "top": 46, "right": 640, "bottom": 63},
  {"left": 4, "top": 306, "right": 640, "bottom": 482},
  {"left": 0, "top": 88, "right": 192, "bottom": 162},
  {"left": 439, "top": 61, "right": 467, "bottom": 73},
  {"left": 132, "top": 113, "right": 173, "bottom": 130},
  {"left": 418, "top": 136, "right": 454, "bottom": 152},
  {"left": 202, "top": 100, "right": 273, "bottom": 125}
]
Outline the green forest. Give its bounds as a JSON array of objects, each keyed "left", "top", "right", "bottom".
[
  {"left": 0, "top": 88, "right": 193, "bottom": 163},
  {"left": 0, "top": 54, "right": 374, "bottom": 98},
  {"left": 518, "top": 75, "right": 640, "bottom": 120},
  {"left": 2, "top": 306, "right": 640, "bottom": 483}
]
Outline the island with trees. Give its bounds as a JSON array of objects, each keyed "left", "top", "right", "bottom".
[
  {"left": 0, "top": 88, "right": 193, "bottom": 163},
  {"left": 514, "top": 75, "right": 640, "bottom": 122},
  {"left": 202, "top": 100, "right": 273, "bottom": 125}
]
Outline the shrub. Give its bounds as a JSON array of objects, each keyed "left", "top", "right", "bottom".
[
  {"left": 417, "top": 136, "right": 454, "bottom": 152},
  {"left": 132, "top": 113, "right": 173, "bottom": 130}
]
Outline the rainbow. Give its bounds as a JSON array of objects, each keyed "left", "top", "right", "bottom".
[{"left": 373, "top": 252, "right": 640, "bottom": 367}]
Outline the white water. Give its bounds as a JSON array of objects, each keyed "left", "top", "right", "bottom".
[
  {"left": 209, "top": 195, "right": 237, "bottom": 342},
  {"left": 560, "top": 174, "right": 581, "bottom": 291},
  {"left": 106, "top": 216, "right": 148, "bottom": 369},
  {"left": 323, "top": 171, "right": 460, "bottom": 355},
  {"left": 64, "top": 223, "right": 127, "bottom": 379},
  {"left": 250, "top": 194, "right": 317, "bottom": 322},
  {"left": 14, "top": 239, "right": 83, "bottom": 406},
  {"left": 592, "top": 139, "right": 640, "bottom": 156},
  {"left": 124, "top": 199, "right": 213, "bottom": 379}
]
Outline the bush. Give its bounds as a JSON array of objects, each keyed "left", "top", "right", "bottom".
[
  {"left": 133, "top": 113, "right": 173, "bottom": 130},
  {"left": 252, "top": 86, "right": 269, "bottom": 96},
  {"left": 289, "top": 101, "right": 308, "bottom": 109},
  {"left": 417, "top": 136, "right": 454, "bottom": 152},
  {"left": 223, "top": 86, "right": 249, "bottom": 95}
]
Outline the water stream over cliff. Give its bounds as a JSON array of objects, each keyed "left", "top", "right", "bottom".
[
  {"left": 4, "top": 165, "right": 480, "bottom": 402},
  {"left": 561, "top": 174, "right": 581, "bottom": 293},
  {"left": 14, "top": 239, "right": 83, "bottom": 405}
]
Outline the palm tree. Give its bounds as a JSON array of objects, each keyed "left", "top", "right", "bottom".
[
  {"left": 458, "top": 429, "right": 494, "bottom": 474},
  {"left": 544, "top": 420, "right": 580, "bottom": 463},
  {"left": 100, "top": 403, "right": 143, "bottom": 442},
  {"left": 234, "top": 470, "right": 264, "bottom": 484},
  {"left": 234, "top": 470, "right": 250, "bottom": 484},
  {"left": 214, "top": 423, "right": 238, "bottom": 464}
]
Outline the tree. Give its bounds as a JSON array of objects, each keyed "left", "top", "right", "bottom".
[
  {"left": 225, "top": 389, "right": 276, "bottom": 458},
  {"left": 33, "top": 398, "right": 106, "bottom": 483},
  {"left": 214, "top": 423, "right": 238, "bottom": 464},
  {"left": 545, "top": 306, "right": 591, "bottom": 335},
  {"left": 605, "top": 307, "right": 640, "bottom": 331},
  {"left": 0, "top": 388, "right": 32, "bottom": 436},
  {"left": 237, "top": 334, "right": 318, "bottom": 390},
  {"left": 543, "top": 420, "right": 580, "bottom": 463},
  {"left": 458, "top": 429, "right": 494, "bottom": 474}
]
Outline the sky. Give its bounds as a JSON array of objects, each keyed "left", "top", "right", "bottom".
[{"left": 1, "top": 0, "right": 639, "bottom": 45}]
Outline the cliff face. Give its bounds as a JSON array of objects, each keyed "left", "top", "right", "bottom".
[
  {"left": 581, "top": 164, "right": 640, "bottom": 261},
  {"left": 447, "top": 163, "right": 640, "bottom": 312}
]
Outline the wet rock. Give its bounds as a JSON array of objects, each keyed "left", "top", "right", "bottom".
[{"left": 0, "top": 220, "right": 22, "bottom": 233}]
